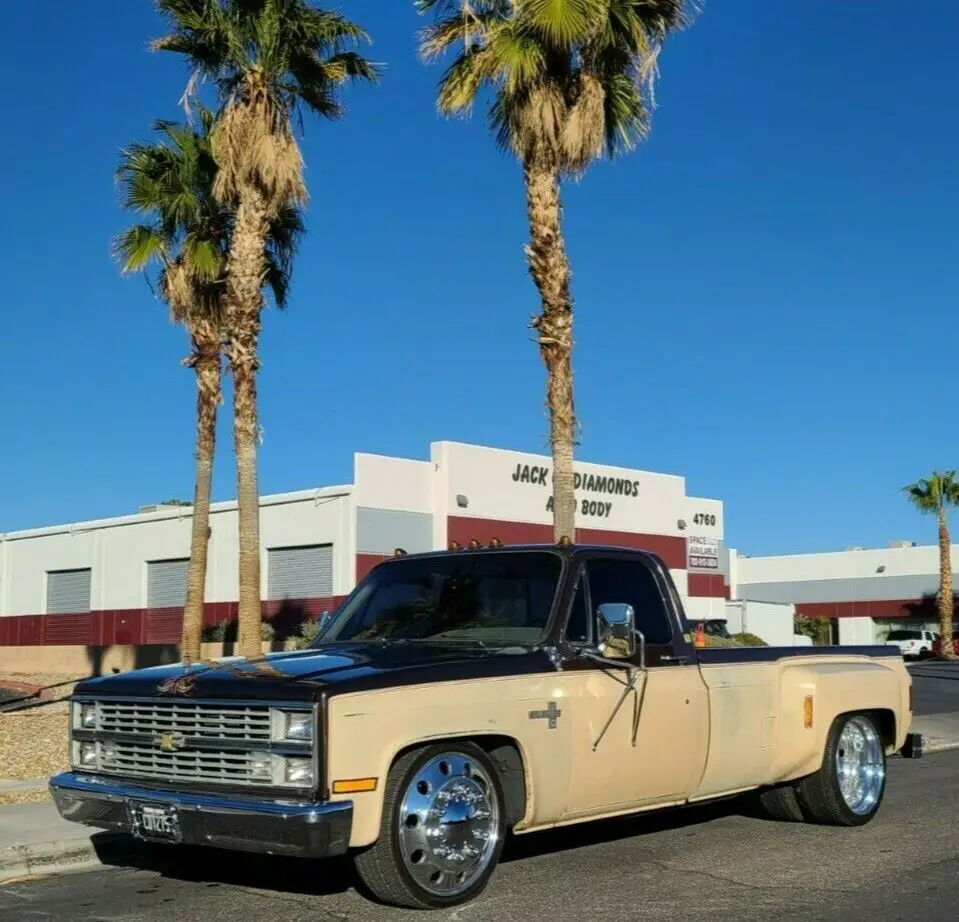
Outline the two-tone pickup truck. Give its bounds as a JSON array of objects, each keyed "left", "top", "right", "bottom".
[{"left": 50, "top": 541, "right": 921, "bottom": 910}]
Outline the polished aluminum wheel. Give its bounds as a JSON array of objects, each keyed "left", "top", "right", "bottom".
[
  {"left": 397, "top": 751, "right": 500, "bottom": 898},
  {"left": 835, "top": 716, "right": 885, "bottom": 815}
]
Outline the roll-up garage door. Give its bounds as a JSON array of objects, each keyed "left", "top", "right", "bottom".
[
  {"left": 267, "top": 544, "right": 333, "bottom": 600},
  {"left": 147, "top": 559, "right": 189, "bottom": 608},
  {"left": 46, "top": 568, "right": 92, "bottom": 614}
]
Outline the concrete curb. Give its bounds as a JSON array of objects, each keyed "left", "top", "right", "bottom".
[
  {"left": 0, "top": 833, "right": 134, "bottom": 885},
  {"left": 920, "top": 739, "right": 959, "bottom": 754}
]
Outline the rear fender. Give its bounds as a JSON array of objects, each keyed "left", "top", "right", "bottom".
[{"left": 770, "top": 660, "right": 906, "bottom": 783}]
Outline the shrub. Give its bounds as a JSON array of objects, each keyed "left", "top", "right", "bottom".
[
  {"left": 291, "top": 618, "right": 324, "bottom": 650},
  {"left": 733, "top": 631, "right": 768, "bottom": 647},
  {"left": 200, "top": 619, "right": 274, "bottom": 643}
]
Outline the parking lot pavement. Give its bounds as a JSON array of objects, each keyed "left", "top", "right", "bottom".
[
  {"left": 908, "top": 660, "right": 959, "bottom": 716},
  {"left": 3, "top": 750, "right": 959, "bottom": 922}
]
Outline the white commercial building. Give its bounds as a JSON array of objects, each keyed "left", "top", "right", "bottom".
[
  {"left": 0, "top": 441, "right": 733, "bottom": 648},
  {"left": 730, "top": 540, "right": 952, "bottom": 645}
]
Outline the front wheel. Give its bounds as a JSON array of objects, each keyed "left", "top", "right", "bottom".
[
  {"left": 354, "top": 742, "right": 506, "bottom": 909},
  {"left": 796, "top": 712, "right": 887, "bottom": 826}
]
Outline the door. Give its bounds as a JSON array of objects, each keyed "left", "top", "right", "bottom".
[{"left": 562, "top": 554, "right": 710, "bottom": 820}]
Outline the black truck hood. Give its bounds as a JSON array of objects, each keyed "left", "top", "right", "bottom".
[{"left": 73, "top": 642, "right": 552, "bottom": 702}]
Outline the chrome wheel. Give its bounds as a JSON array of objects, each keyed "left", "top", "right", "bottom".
[
  {"left": 397, "top": 751, "right": 500, "bottom": 898},
  {"left": 834, "top": 715, "right": 885, "bottom": 815}
]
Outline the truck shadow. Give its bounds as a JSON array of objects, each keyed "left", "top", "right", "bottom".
[{"left": 91, "top": 795, "right": 765, "bottom": 899}]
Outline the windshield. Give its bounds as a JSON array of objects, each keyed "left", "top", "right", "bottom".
[{"left": 315, "top": 550, "right": 563, "bottom": 646}]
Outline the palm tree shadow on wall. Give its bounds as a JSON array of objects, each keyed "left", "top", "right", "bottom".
[
  {"left": 270, "top": 600, "right": 309, "bottom": 644},
  {"left": 903, "top": 591, "right": 959, "bottom": 623},
  {"left": 84, "top": 645, "right": 183, "bottom": 679}
]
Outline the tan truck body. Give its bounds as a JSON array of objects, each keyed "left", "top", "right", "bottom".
[{"left": 50, "top": 543, "right": 920, "bottom": 910}]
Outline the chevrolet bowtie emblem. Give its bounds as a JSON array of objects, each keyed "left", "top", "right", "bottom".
[{"left": 154, "top": 731, "right": 187, "bottom": 752}]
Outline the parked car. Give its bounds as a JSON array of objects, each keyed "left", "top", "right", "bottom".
[
  {"left": 885, "top": 629, "right": 939, "bottom": 660},
  {"left": 931, "top": 631, "right": 959, "bottom": 658},
  {"left": 687, "top": 617, "right": 732, "bottom": 639}
]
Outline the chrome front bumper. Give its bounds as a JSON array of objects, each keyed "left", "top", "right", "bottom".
[{"left": 49, "top": 772, "right": 352, "bottom": 858}]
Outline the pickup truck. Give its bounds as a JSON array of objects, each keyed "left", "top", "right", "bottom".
[{"left": 50, "top": 541, "right": 921, "bottom": 910}]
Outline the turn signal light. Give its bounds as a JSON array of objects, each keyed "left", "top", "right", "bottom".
[
  {"left": 803, "top": 695, "right": 814, "bottom": 729},
  {"left": 332, "top": 777, "right": 378, "bottom": 795},
  {"left": 448, "top": 541, "right": 462, "bottom": 550},
  {"left": 489, "top": 537, "right": 503, "bottom": 549},
  {"left": 468, "top": 538, "right": 482, "bottom": 549}
]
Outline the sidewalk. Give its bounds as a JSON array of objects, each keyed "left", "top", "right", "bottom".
[
  {"left": 911, "top": 711, "right": 959, "bottom": 753},
  {"left": 0, "top": 796, "right": 132, "bottom": 884}
]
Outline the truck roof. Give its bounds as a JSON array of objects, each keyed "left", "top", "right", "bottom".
[{"left": 379, "top": 541, "right": 668, "bottom": 567}]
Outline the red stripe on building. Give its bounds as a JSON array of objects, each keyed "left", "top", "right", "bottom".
[
  {"left": 0, "top": 597, "right": 345, "bottom": 647},
  {"left": 687, "top": 573, "right": 730, "bottom": 599},
  {"left": 357, "top": 554, "right": 390, "bottom": 582},
  {"left": 446, "top": 516, "right": 688, "bottom": 571},
  {"left": 795, "top": 599, "right": 921, "bottom": 620}
]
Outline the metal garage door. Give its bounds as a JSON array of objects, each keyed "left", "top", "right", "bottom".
[
  {"left": 267, "top": 545, "right": 333, "bottom": 600},
  {"left": 46, "top": 568, "right": 92, "bottom": 614},
  {"left": 147, "top": 559, "right": 189, "bottom": 608}
]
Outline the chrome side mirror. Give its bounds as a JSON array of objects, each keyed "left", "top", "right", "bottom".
[{"left": 596, "top": 603, "right": 637, "bottom": 660}]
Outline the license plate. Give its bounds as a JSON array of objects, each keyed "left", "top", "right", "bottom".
[{"left": 128, "top": 801, "right": 181, "bottom": 843}]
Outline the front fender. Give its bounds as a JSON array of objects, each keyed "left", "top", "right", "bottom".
[{"left": 323, "top": 675, "right": 572, "bottom": 848}]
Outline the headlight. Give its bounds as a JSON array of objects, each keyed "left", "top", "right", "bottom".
[
  {"left": 271, "top": 709, "right": 314, "bottom": 742},
  {"left": 284, "top": 712, "right": 313, "bottom": 742},
  {"left": 74, "top": 701, "right": 97, "bottom": 729},
  {"left": 284, "top": 757, "right": 314, "bottom": 785},
  {"left": 74, "top": 741, "right": 98, "bottom": 768}
]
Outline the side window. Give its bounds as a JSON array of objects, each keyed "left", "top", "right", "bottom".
[
  {"left": 564, "top": 575, "right": 590, "bottom": 644},
  {"left": 584, "top": 557, "right": 672, "bottom": 646}
]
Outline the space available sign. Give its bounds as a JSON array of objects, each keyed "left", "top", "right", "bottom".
[
  {"left": 687, "top": 535, "right": 720, "bottom": 570},
  {"left": 510, "top": 462, "right": 640, "bottom": 520}
]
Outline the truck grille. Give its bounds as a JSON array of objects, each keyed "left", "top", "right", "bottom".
[
  {"left": 98, "top": 701, "right": 271, "bottom": 744},
  {"left": 98, "top": 739, "right": 265, "bottom": 785},
  {"left": 77, "top": 698, "right": 313, "bottom": 789}
]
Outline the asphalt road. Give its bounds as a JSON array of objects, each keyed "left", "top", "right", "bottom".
[
  {"left": 3, "top": 750, "right": 959, "bottom": 922},
  {"left": 908, "top": 661, "right": 959, "bottom": 715}
]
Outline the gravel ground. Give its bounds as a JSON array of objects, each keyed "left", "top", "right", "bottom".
[{"left": 0, "top": 673, "right": 79, "bottom": 804}]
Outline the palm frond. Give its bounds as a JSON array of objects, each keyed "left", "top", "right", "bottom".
[{"left": 419, "top": 0, "right": 697, "bottom": 171}]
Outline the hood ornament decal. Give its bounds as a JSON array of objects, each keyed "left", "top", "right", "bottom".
[{"left": 154, "top": 651, "right": 319, "bottom": 696}]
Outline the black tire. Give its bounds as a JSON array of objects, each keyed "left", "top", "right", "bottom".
[
  {"left": 353, "top": 741, "right": 506, "bottom": 910},
  {"left": 795, "top": 712, "right": 886, "bottom": 827},
  {"left": 757, "top": 783, "right": 805, "bottom": 822}
]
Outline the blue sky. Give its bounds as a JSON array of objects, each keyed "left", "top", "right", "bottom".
[{"left": 1, "top": 1, "right": 956, "bottom": 556}]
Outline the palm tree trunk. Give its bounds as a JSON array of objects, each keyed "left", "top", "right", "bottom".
[
  {"left": 938, "top": 509, "right": 955, "bottom": 658},
  {"left": 226, "top": 193, "right": 270, "bottom": 660},
  {"left": 180, "top": 322, "right": 221, "bottom": 664},
  {"left": 524, "top": 161, "right": 576, "bottom": 542}
]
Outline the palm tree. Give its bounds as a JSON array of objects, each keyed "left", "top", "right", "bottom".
[
  {"left": 416, "top": 0, "right": 695, "bottom": 540},
  {"left": 903, "top": 471, "right": 959, "bottom": 658},
  {"left": 113, "top": 109, "right": 303, "bottom": 663},
  {"left": 152, "top": 0, "right": 377, "bottom": 658}
]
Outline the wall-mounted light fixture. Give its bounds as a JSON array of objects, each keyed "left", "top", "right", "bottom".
[
  {"left": 677, "top": 519, "right": 687, "bottom": 530},
  {"left": 456, "top": 494, "right": 469, "bottom": 508},
  {"left": 876, "top": 565, "right": 886, "bottom": 573}
]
